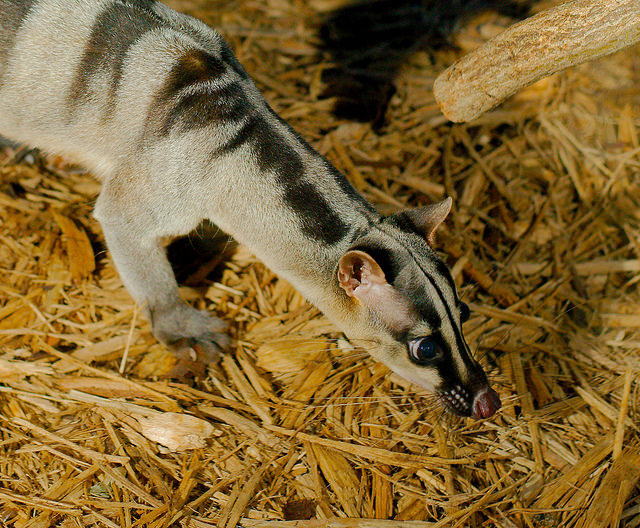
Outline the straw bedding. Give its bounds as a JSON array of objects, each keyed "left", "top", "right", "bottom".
[{"left": 1, "top": 0, "right": 639, "bottom": 526}]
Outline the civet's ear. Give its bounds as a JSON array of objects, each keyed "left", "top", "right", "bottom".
[
  {"left": 337, "top": 250, "right": 387, "bottom": 303},
  {"left": 338, "top": 250, "right": 414, "bottom": 329},
  {"left": 391, "top": 197, "right": 453, "bottom": 245}
]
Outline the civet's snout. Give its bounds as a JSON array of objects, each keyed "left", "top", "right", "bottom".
[{"left": 471, "top": 387, "right": 501, "bottom": 419}]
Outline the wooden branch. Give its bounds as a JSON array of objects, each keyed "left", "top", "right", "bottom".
[{"left": 434, "top": 0, "right": 640, "bottom": 122}]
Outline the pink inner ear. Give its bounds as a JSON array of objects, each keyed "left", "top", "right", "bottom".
[
  {"left": 337, "top": 251, "right": 414, "bottom": 330},
  {"left": 338, "top": 250, "right": 387, "bottom": 298},
  {"left": 337, "top": 269, "right": 360, "bottom": 297}
]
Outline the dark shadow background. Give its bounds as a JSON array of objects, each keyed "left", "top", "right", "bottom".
[{"left": 319, "top": 0, "right": 531, "bottom": 129}]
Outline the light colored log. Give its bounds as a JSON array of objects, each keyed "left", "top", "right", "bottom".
[{"left": 434, "top": 0, "right": 640, "bottom": 122}]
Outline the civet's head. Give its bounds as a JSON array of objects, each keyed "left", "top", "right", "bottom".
[{"left": 337, "top": 198, "right": 500, "bottom": 419}]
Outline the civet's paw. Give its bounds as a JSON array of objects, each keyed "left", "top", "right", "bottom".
[{"left": 151, "top": 303, "right": 230, "bottom": 369}]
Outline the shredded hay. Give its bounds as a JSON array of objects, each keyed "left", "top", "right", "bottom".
[{"left": 1, "top": 1, "right": 639, "bottom": 527}]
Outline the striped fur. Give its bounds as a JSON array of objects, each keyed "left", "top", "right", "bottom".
[
  {"left": 0, "top": 0, "right": 499, "bottom": 417},
  {"left": 0, "top": 0, "right": 36, "bottom": 79}
]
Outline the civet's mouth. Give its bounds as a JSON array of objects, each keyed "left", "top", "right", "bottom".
[{"left": 439, "top": 385, "right": 501, "bottom": 419}]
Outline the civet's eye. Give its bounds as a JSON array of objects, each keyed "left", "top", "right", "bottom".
[
  {"left": 460, "top": 302, "right": 470, "bottom": 323},
  {"left": 408, "top": 338, "right": 439, "bottom": 365}
]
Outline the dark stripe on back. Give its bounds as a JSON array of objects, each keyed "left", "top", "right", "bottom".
[
  {"left": 68, "top": 1, "right": 162, "bottom": 116},
  {"left": 265, "top": 105, "right": 377, "bottom": 216},
  {"left": 163, "top": 48, "right": 226, "bottom": 96},
  {"left": 146, "top": 48, "right": 231, "bottom": 137},
  {"left": 0, "top": 0, "right": 37, "bottom": 81},
  {"left": 211, "top": 114, "right": 262, "bottom": 157},
  {"left": 323, "top": 158, "right": 377, "bottom": 214},
  {"left": 160, "top": 81, "right": 244, "bottom": 136},
  {"left": 146, "top": 45, "right": 362, "bottom": 245},
  {"left": 219, "top": 42, "right": 249, "bottom": 79},
  {"left": 209, "top": 109, "right": 351, "bottom": 245},
  {"left": 150, "top": 59, "right": 350, "bottom": 246},
  {"left": 250, "top": 114, "right": 350, "bottom": 245},
  {"left": 130, "top": 0, "right": 157, "bottom": 13}
]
